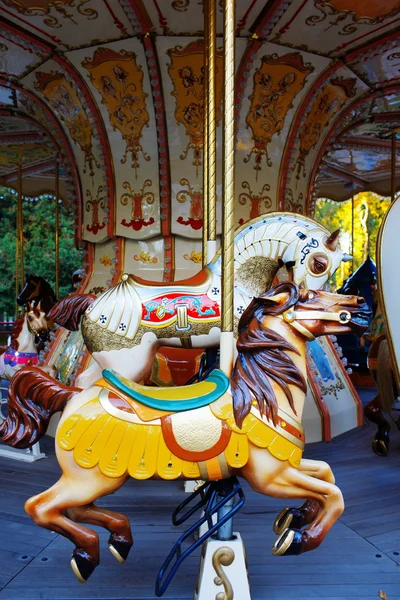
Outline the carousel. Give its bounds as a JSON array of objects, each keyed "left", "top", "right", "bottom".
[{"left": 0, "top": 1, "right": 400, "bottom": 599}]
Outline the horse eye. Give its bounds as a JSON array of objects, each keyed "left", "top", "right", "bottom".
[{"left": 308, "top": 291, "right": 315, "bottom": 300}]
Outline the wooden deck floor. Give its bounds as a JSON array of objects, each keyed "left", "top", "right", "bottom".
[{"left": 0, "top": 401, "right": 400, "bottom": 599}]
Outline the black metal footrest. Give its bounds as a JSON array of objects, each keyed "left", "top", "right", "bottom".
[{"left": 155, "top": 477, "right": 245, "bottom": 597}]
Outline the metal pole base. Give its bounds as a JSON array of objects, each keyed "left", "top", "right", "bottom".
[{"left": 194, "top": 532, "right": 251, "bottom": 600}]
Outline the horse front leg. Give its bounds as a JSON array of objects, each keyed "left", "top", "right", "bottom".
[
  {"left": 273, "top": 459, "right": 334, "bottom": 534},
  {"left": 272, "top": 467, "right": 344, "bottom": 556}
]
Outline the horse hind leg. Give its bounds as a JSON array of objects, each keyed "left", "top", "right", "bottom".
[
  {"left": 25, "top": 465, "right": 127, "bottom": 583},
  {"left": 25, "top": 476, "right": 101, "bottom": 582},
  {"left": 273, "top": 459, "right": 334, "bottom": 534},
  {"left": 67, "top": 503, "right": 133, "bottom": 564}
]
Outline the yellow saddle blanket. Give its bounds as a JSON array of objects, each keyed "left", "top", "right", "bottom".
[{"left": 57, "top": 390, "right": 304, "bottom": 481}]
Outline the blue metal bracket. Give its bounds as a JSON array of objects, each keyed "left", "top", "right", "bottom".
[{"left": 155, "top": 477, "right": 245, "bottom": 597}]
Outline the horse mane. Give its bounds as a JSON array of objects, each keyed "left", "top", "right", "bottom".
[
  {"left": 10, "top": 315, "right": 26, "bottom": 350},
  {"left": 47, "top": 294, "right": 96, "bottom": 330},
  {"left": 231, "top": 282, "right": 307, "bottom": 428}
]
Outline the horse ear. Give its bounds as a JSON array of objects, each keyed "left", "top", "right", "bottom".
[
  {"left": 258, "top": 291, "right": 289, "bottom": 306},
  {"left": 36, "top": 300, "right": 42, "bottom": 310},
  {"left": 325, "top": 229, "right": 340, "bottom": 251}
]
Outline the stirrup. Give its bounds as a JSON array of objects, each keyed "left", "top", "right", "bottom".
[{"left": 155, "top": 477, "right": 245, "bottom": 597}]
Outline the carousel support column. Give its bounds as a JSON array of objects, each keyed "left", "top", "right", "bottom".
[
  {"left": 15, "top": 152, "right": 24, "bottom": 316},
  {"left": 351, "top": 193, "right": 354, "bottom": 274},
  {"left": 202, "top": 5, "right": 209, "bottom": 266},
  {"left": 196, "top": 2, "right": 251, "bottom": 598},
  {"left": 206, "top": 0, "right": 217, "bottom": 261},
  {"left": 219, "top": 0, "right": 235, "bottom": 378},
  {"left": 391, "top": 131, "right": 396, "bottom": 203},
  {"left": 55, "top": 156, "right": 60, "bottom": 299}
]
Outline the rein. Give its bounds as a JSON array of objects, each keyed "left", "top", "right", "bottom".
[{"left": 279, "top": 308, "right": 351, "bottom": 341}]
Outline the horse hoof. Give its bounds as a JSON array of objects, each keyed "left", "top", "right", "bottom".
[
  {"left": 273, "top": 508, "right": 296, "bottom": 534},
  {"left": 70, "top": 549, "right": 96, "bottom": 583},
  {"left": 272, "top": 528, "right": 303, "bottom": 556},
  {"left": 108, "top": 533, "right": 132, "bottom": 564},
  {"left": 372, "top": 438, "right": 389, "bottom": 457}
]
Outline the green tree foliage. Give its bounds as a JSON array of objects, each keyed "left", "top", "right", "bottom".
[
  {"left": 315, "top": 192, "right": 391, "bottom": 291},
  {"left": 0, "top": 187, "right": 84, "bottom": 317}
]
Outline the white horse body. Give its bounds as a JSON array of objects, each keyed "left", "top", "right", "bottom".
[{"left": 59, "top": 214, "right": 345, "bottom": 389}]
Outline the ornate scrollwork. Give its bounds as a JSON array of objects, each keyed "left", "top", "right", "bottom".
[
  {"left": 239, "top": 181, "right": 272, "bottom": 221},
  {"left": 212, "top": 546, "right": 235, "bottom": 600},
  {"left": 85, "top": 186, "right": 106, "bottom": 235},
  {"left": 120, "top": 179, "right": 156, "bottom": 231},
  {"left": 284, "top": 190, "right": 304, "bottom": 214},
  {"left": 305, "top": 1, "right": 400, "bottom": 35},
  {"left": 171, "top": 0, "right": 189, "bottom": 11},
  {"left": 176, "top": 177, "right": 203, "bottom": 230},
  {"left": 1, "top": 1, "right": 98, "bottom": 29}
]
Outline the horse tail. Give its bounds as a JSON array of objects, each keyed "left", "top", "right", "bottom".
[
  {"left": 377, "top": 340, "right": 396, "bottom": 413},
  {"left": 0, "top": 367, "right": 81, "bottom": 449},
  {"left": 47, "top": 294, "right": 96, "bottom": 331}
]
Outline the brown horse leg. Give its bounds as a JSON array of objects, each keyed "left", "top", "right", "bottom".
[
  {"left": 25, "top": 469, "right": 127, "bottom": 582},
  {"left": 271, "top": 467, "right": 344, "bottom": 556},
  {"left": 364, "top": 395, "right": 390, "bottom": 456},
  {"left": 273, "top": 459, "right": 334, "bottom": 534},
  {"left": 67, "top": 503, "right": 133, "bottom": 564}
]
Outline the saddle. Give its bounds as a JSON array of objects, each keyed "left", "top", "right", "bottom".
[
  {"left": 99, "top": 368, "right": 229, "bottom": 421},
  {"left": 132, "top": 267, "right": 211, "bottom": 292}
]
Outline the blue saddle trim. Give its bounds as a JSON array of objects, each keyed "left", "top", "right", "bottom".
[{"left": 102, "top": 368, "right": 230, "bottom": 412}]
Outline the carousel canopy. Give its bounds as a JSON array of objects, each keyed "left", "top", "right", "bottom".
[{"left": 0, "top": 0, "right": 399, "bottom": 247}]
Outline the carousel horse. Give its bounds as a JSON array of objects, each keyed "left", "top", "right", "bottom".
[
  {"left": 0, "top": 283, "right": 369, "bottom": 583},
  {"left": 48, "top": 213, "right": 350, "bottom": 388},
  {"left": 17, "top": 273, "right": 57, "bottom": 315},
  {"left": 336, "top": 256, "right": 376, "bottom": 369},
  {"left": 0, "top": 303, "right": 55, "bottom": 380},
  {"left": 363, "top": 287, "right": 398, "bottom": 456}
]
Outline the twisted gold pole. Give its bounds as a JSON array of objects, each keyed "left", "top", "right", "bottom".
[
  {"left": 202, "top": 4, "right": 209, "bottom": 266},
  {"left": 220, "top": 0, "right": 235, "bottom": 375},
  {"left": 55, "top": 156, "right": 60, "bottom": 298},
  {"left": 391, "top": 131, "right": 396, "bottom": 202},
  {"left": 18, "top": 151, "right": 24, "bottom": 290},
  {"left": 207, "top": 0, "right": 217, "bottom": 247}
]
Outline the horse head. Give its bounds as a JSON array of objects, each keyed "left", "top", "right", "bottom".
[
  {"left": 17, "top": 274, "right": 57, "bottom": 313},
  {"left": 283, "top": 228, "right": 350, "bottom": 290},
  {"left": 249, "top": 283, "right": 370, "bottom": 341},
  {"left": 26, "top": 301, "right": 50, "bottom": 342}
]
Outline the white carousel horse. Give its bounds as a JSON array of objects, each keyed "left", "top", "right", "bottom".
[
  {"left": 48, "top": 213, "right": 350, "bottom": 388},
  {"left": 0, "top": 283, "right": 369, "bottom": 582},
  {"left": 0, "top": 303, "right": 55, "bottom": 380}
]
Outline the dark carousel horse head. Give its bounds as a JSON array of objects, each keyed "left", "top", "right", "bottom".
[
  {"left": 337, "top": 256, "right": 377, "bottom": 313},
  {"left": 17, "top": 274, "right": 57, "bottom": 315}
]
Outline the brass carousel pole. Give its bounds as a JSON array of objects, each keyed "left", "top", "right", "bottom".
[
  {"left": 15, "top": 151, "right": 24, "bottom": 315},
  {"left": 55, "top": 156, "right": 60, "bottom": 298},
  {"left": 220, "top": 0, "right": 235, "bottom": 376},
  {"left": 391, "top": 131, "right": 396, "bottom": 202},
  {"left": 202, "top": 4, "right": 209, "bottom": 266},
  {"left": 206, "top": 0, "right": 217, "bottom": 261}
]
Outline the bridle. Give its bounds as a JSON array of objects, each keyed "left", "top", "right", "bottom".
[
  {"left": 278, "top": 304, "right": 352, "bottom": 341},
  {"left": 26, "top": 311, "right": 46, "bottom": 336}
]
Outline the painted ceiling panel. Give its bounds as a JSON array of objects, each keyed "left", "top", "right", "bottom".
[
  {"left": 0, "top": 33, "right": 47, "bottom": 78},
  {"left": 69, "top": 38, "right": 161, "bottom": 241},
  {"left": 269, "top": 0, "right": 400, "bottom": 57},
  {"left": 235, "top": 40, "right": 330, "bottom": 223},
  {"left": 0, "top": 0, "right": 136, "bottom": 50},
  {"left": 348, "top": 43, "right": 400, "bottom": 87}
]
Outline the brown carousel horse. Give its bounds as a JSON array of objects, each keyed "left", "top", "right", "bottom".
[
  {"left": 0, "top": 283, "right": 369, "bottom": 583},
  {"left": 0, "top": 303, "right": 55, "bottom": 380}
]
